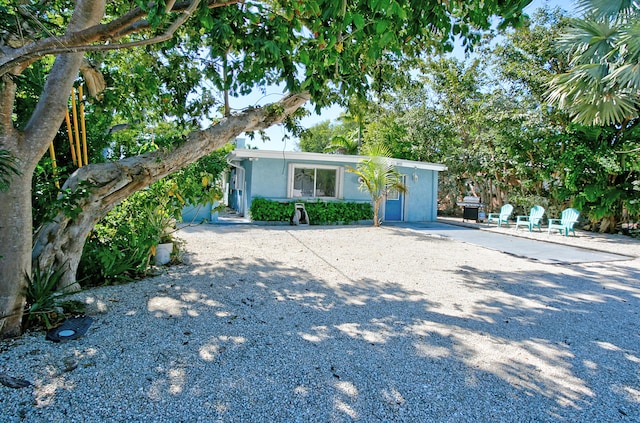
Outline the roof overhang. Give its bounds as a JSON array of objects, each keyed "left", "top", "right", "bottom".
[{"left": 227, "top": 149, "right": 447, "bottom": 172}]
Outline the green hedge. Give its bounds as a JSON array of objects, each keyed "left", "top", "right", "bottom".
[{"left": 249, "top": 198, "right": 373, "bottom": 224}]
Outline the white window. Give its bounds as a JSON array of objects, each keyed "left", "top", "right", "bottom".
[
  {"left": 386, "top": 187, "right": 400, "bottom": 201},
  {"left": 288, "top": 164, "right": 343, "bottom": 199},
  {"left": 386, "top": 175, "right": 406, "bottom": 200}
]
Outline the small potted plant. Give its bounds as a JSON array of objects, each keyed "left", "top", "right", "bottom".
[
  {"left": 175, "top": 149, "right": 230, "bottom": 224},
  {"left": 145, "top": 203, "right": 176, "bottom": 265}
]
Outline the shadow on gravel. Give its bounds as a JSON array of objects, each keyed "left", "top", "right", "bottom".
[
  {"left": 137, "top": 239, "right": 639, "bottom": 420},
  {"left": 7, "top": 225, "right": 640, "bottom": 422}
]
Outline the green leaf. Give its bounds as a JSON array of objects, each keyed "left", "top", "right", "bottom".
[
  {"left": 201, "top": 14, "right": 214, "bottom": 30},
  {"left": 299, "top": 49, "right": 310, "bottom": 64},
  {"left": 352, "top": 13, "right": 365, "bottom": 29},
  {"left": 379, "top": 31, "right": 395, "bottom": 48},
  {"left": 376, "top": 20, "right": 389, "bottom": 34}
]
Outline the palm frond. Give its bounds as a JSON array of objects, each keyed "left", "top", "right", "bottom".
[
  {"left": 347, "top": 144, "right": 407, "bottom": 207},
  {"left": 324, "top": 135, "right": 359, "bottom": 155},
  {"left": 572, "top": 91, "right": 637, "bottom": 126},
  {"left": 575, "top": 0, "right": 637, "bottom": 20},
  {"left": 559, "top": 18, "right": 619, "bottom": 63},
  {"left": 618, "top": 17, "right": 640, "bottom": 61},
  {"left": 546, "top": 63, "right": 608, "bottom": 106},
  {"left": 550, "top": 0, "right": 640, "bottom": 126},
  {"left": 360, "top": 143, "right": 393, "bottom": 159},
  {"left": 604, "top": 63, "right": 640, "bottom": 90}
]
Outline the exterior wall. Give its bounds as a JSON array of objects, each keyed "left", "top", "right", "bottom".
[
  {"left": 342, "top": 168, "right": 368, "bottom": 200},
  {"left": 235, "top": 156, "right": 442, "bottom": 222},
  {"left": 243, "top": 157, "right": 371, "bottom": 211},
  {"left": 246, "top": 158, "right": 288, "bottom": 198},
  {"left": 396, "top": 166, "right": 439, "bottom": 222}
]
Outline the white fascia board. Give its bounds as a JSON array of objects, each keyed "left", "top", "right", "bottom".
[
  {"left": 393, "top": 159, "right": 447, "bottom": 172},
  {"left": 227, "top": 149, "right": 447, "bottom": 172}
]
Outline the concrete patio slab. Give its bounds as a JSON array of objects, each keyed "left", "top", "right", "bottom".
[{"left": 388, "top": 221, "right": 633, "bottom": 264}]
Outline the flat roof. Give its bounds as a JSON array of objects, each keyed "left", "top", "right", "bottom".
[{"left": 227, "top": 149, "right": 447, "bottom": 171}]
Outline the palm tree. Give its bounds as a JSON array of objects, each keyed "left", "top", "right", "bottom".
[
  {"left": 547, "top": 0, "right": 640, "bottom": 127},
  {"left": 324, "top": 135, "right": 360, "bottom": 155},
  {"left": 347, "top": 144, "right": 407, "bottom": 227}
]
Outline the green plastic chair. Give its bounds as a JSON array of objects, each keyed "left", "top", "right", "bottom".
[
  {"left": 515, "top": 205, "right": 545, "bottom": 232},
  {"left": 547, "top": 208, "right": 580, "bottom": 236},
  {"left": 487, "top": 204, "right": 513, "bottom": 227}
]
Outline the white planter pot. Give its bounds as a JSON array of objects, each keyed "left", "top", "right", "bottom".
[{"left": 154, "top": 242, "right": 173, "bottom": 265}]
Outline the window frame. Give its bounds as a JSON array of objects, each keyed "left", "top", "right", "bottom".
[{"left": 287, "top": 163, "right": 344, "bottom": 199}]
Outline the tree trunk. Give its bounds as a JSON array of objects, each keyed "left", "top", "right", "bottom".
[
  {"left": 1, "top": 0, "right": 120, "bottom": 338},
  {"left": 0, "top": 155, "right": 32, "bottom": 338},
  {"left": 373, "top": 197, "right": 381, "bottom": 226},
  {"left": 32, "top": 93, "right": 310, "bottom": 291},
  {"left": 0, "top": 51, "right": 88, "bottom": 337}
]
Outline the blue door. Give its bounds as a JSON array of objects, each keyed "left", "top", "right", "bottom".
[{"left": 384, "top": 175, "right": 405, "bottom": 221}]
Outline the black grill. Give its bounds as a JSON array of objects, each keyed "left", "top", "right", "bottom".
[{"left": 456, "top": 197, "right": 486, "bottom": 222}]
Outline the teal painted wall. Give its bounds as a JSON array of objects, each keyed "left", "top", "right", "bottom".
[
  {"left": 239, "top": 157, "right": 440, "bottom": 222},
  {"left": 396, "top": 166, "right": 438, "bottom": 221}
]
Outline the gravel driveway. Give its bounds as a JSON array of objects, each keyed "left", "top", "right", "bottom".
[{"left": 2, "top": 224, "right": 639, "bottom": 422}]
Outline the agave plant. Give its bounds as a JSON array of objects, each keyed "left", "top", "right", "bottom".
[
  {"left": 23, "top": 263, "right": 84, "bottom": 329},
  {"left": 347, "top": 144, "right": 407, "bottom": 227}
]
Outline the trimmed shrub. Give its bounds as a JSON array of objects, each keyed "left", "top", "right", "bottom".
[{"left": 249, "top": 198, "right": 373, "bottom": 224}]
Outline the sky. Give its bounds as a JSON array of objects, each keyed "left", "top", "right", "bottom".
[{"left": 238, "top": 0, "right": 575, "bottom": 152}]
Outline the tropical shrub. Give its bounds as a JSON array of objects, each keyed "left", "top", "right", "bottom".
[
  {"left": 78, "top": 148, "right": 230, "bottom": 286},
  {"left": 249, "top": 198, "right": 372, "bottom": 224},
  {"left": 78, "top": 190, "right": 158, "bottom": 286}
]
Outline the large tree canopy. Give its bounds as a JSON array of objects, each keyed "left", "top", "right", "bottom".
[
  {"left": 0, "top": 0, "right": 532, "bottom": 337},
  {"left": 298, "top": 4, "right": 639, "bottom": 232}
]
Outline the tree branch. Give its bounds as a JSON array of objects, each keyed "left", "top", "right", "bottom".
[
  {"left": 32, "top": 92, "right": 310, "bottom": 289},
  {"left": 22, "top": 0, "right": 106, "bottom": 162},
  {"left": 0, "top": 0, "right": 241, "bottom": 77}
]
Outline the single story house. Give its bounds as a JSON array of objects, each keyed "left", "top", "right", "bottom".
[{"left": 225, "top": 149, "right": 447, "bottom": 222}]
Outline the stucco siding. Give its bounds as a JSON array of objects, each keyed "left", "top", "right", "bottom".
[
  {"left": 342, "top": 170, "right": 370, "bottom": 201},
  {"left": 397, "top": 167, "right": 437, "bottom": 221},
  {"left": 246, "top": 158, "right": 371, "bottom": 203},
  {"left": 229, "top": 151, "right": 445, "bottom": 222},
  {"left": 248, "top": 159, "right": 288, "bottom": 198}
]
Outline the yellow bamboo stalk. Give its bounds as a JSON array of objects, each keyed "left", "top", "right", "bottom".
[
  {"left": 71, "top": 87, "right": 83, "bottom": 168},
  {"left": 65, "top": 109, "right": 77, "bottom": 166},
  {"left": 79, "top": 85, "right": 88, "bottom": 166},
  {"left": 48, "top": 142, "right": 60, "bottom": 189}
]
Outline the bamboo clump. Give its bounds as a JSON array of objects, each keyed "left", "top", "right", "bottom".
[
  {"left": 64, "top": 85, "right": 89, "bottom": 168},
  {"left": 48, "top": 142, "right": 60, "bottom": 189}
]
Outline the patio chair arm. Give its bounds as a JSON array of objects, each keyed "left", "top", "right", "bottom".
[
  {"left": 548, "top": 218, "right": 561, "bottom": 225},
  {"left": 516, "top": 215, "right": 530, "bottom": 221}
]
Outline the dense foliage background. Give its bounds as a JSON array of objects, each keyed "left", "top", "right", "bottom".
[{"left": 298, "top": 7, "right": 640, "bottom": 234}]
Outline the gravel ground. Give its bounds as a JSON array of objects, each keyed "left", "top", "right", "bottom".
[{"left": 1, "top": 223, "right": 640, "bottom": 422}]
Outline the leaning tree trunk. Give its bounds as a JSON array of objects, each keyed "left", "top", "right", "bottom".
[{"left": 32, "top": 93, "right": 310, "bottom": 291}]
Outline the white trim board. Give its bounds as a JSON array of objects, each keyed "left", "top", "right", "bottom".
[{"left": 227, "top": 149, "right": 447, "bottom": 172}]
